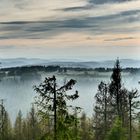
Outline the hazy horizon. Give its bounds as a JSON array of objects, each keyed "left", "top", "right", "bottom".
[{"left": 0, "top": 57, "right": 140, "bottom": 62}]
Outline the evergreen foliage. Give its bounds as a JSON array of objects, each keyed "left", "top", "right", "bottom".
[
  {"left": 105, "top": 118, "right": 127, "bottom": 140},
  {"left": 0, "top": 59, "right": 140, "bottom": 140},
  {"left": 34, "top": 75, "right": 80, "bottom": 140}
]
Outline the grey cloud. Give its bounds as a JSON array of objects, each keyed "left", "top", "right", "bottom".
[
  {"left": 59, "top": 0, "right": 133, "bottom": 12},
  {"left": 104, "top": 37, "right": 135, "bottom": 41},
  {"left": 0, "top": 19, "right": 92, "bottom": 39},
  {"left": 56, "top": 5, "right": 94, "bottom": 12},
  {"left": 0, "top": 9, "right": 139, "bottom": 39},
  {"left": 0, "top": 0, "right": 29, "bottom": 10},
  {"left": 13, "top": 0, "right": 29, "bottom": 9},
  {"left": 89, "top": 0, "right": 132, "bottom": 5}
]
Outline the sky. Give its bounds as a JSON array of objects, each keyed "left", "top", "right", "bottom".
[{"left": 0, "top": 0, "right": 140, "bottom": 61}]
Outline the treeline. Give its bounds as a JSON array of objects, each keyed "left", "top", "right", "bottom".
[
  {"left": 0, "top": 59, "right": 140, "bottom": 140},
  {"left": 0, "top": 65, "right": 60, "bottom": 77},
  {"left": 0, "top": 65, "right": 140, "bottom": 77},
  {"left": 0, "top": 105, "right": 94, "bottom": 140}
]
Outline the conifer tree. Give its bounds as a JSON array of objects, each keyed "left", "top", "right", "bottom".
[
  {"left": 109, "top": 59, "right": 128, "bottom": 125},
  {"left": 34, "top": 75, "right": 80, "bottom": 140},
  {"left": 80, "top": 112, "right": 94, "bottom": 140},
  {"left": 128, "top": 89, "right": 140, "bottom": 140},
  {"left": 14, "top": 110, "right": 23, "bottom": 140},
  {"left": 27, "top": 105, "right": 42, "bottom": 140},
  {"left": 94, "top": 59, "right": 130, "bottom": 140},
  {"left": 93, "top": 81, "right": 111, "bottom": 140},
  {"left": 109, "top": 59, "right": 122, "bottom": 118},
  {"left": 0, "top": 101, "right": 12, "bottom": 140},
  {"left": 106, "top": 117, "right": 127, "bottom": 140}
]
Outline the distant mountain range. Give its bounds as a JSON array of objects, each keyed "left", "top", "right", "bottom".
[{"left": 0, "top": 58, "right": 140, "bottom": 68}]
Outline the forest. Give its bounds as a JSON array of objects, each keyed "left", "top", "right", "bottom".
[
  {"left": 1, "top": 65, "right": 140, "bottom": 76},
  {"left": 0, "top": 59, "right": 140, "bottom": 140}
]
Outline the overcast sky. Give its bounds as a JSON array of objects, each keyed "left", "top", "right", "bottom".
[{"left": 0, "top": 0, "right": 140, "bottom": 60}]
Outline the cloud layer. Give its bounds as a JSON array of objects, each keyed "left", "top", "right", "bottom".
[
  {"left": 0, "top": 0, "right": 140, "bottom": 60},
  {"left": 89, "top": 0, "right": 133, "bottom": 4}
]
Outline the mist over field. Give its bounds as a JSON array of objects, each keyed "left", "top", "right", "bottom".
[{"left": 0, "top": 59, "right": 140, "bottom": 122}]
